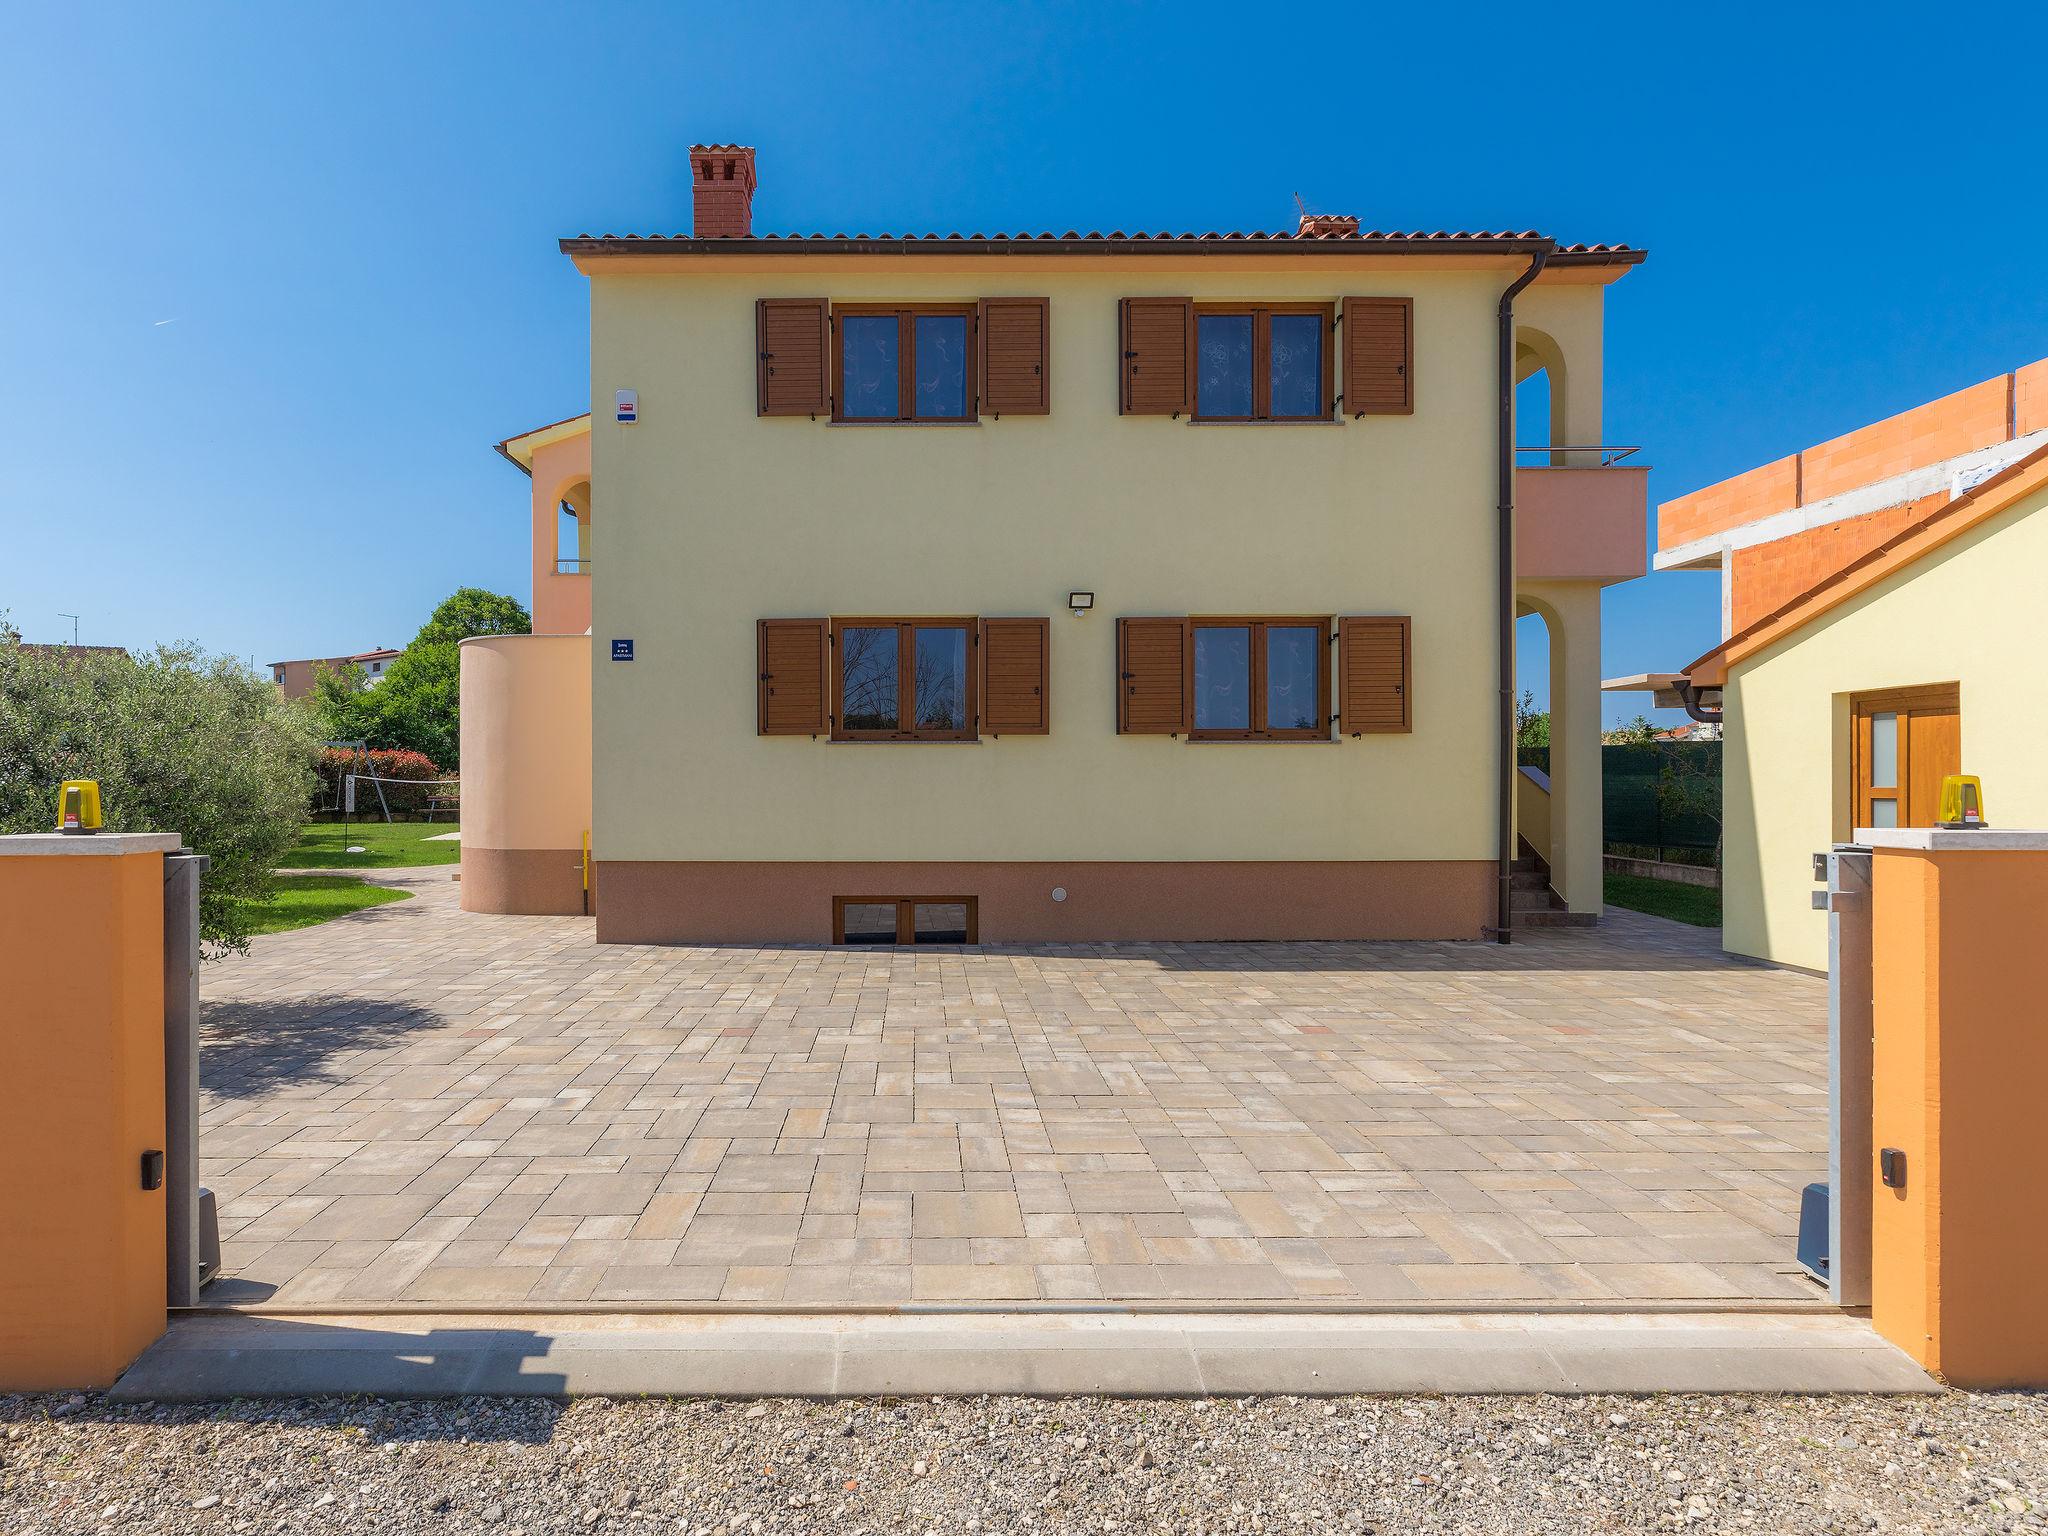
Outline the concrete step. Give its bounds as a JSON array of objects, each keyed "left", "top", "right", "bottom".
[
  {"left": 1511, "top": 870, "right": 1550, "bottom": 890},
  {"left": 1516, "top": 907, "right": 1599, "bottom": 928},
  {"left": 110, "top": 1309, "right": 1938, "bottom": 1400}
]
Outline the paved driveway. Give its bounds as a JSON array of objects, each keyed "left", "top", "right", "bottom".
[{"left": 199, "top": 869, "right": 1826, "bottom": 1309}]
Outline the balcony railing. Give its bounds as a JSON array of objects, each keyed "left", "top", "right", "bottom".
[
  {"left": 554, "top": 557, "right": 591, "bottom": 575},
  {"left": 1515, "top": 444, "right": 1641, "bottom": 467}
]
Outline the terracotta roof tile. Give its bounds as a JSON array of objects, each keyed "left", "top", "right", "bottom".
[{"left": 562, "top": 227, "right": 1641, "bottom": 262}]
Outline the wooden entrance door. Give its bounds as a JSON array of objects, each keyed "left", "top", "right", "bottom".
[{"left": 1851, "top": 684, "right": 1960, "bottom": 830}]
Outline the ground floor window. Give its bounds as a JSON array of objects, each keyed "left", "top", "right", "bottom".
[
  {"left": 834, "top": 896, "right": 978, "bottom": 945},
  {"left": 1190, "top": 617, "right": 1330, "bottom": 739}
]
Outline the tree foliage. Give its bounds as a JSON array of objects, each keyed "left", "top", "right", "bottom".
[
  {"left": 0, "top": 633, "right": 319, "bottom": 953},
  {"left": 411, "top": 588, "right": 531, "bottom": 648},
  {"left": 1514, "top": 690, "right": 1550, "bottom": 750}
]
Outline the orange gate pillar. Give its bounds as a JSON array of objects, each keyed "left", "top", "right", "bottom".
[
  {"left": 1865, "top": 829, "right": 2048, "bottom": 1387},
  {"left": 0, "top": 832, "right": 181, "bottom": 1390}
]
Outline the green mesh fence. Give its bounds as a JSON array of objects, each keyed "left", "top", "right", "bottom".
[{"left": 1518, "top": 742, "right": 1722, "bottom": 856}]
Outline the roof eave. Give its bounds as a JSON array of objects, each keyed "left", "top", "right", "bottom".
[{"left": 557, "top": 234, "right": 1605, "bottom": 259}]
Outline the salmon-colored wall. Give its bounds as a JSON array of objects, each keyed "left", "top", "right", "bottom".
[
  {"left": 1727, "top": 493, "right": 1949, "bottom": 631},
  {"left": 1660, "top": 360, "right": 2044, "bottom": 553},
  {"left": 1871, "top": 847, "right": 2048, "bottom": 1386},
  {"left": 530, "top": 433, "right": 592, "bottom": 636},
  {"left": 458, "top": 635, "right": 592, "bottom": 916},
  {"left": 0, "top": 849, "right": 167, "bottom": 1389},
  {"left": 1512, "top": 465, "right": 1646, "bottom": 584}
]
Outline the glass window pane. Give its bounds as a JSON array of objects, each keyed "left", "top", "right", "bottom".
[
  {"left": 841, "top": 315, "right": 899, "bottom": 419},
  {"left": 1197, "top": 314, "right": 1254, "bottom": 418},
  {"left": 1264, "top": 625, "right": 1321, "bottom": 731},
  {"left": 841, "top": 902, "right": 898, "bottom": 943},
  {"left": 912, "top": 902, "right": 969, "bottom": 944},
  {"left": 1868, "top": 797, "right": 1900, "bottom": 829},
  {"left": 1869, "top": 712, "right": 1899, "bottom": 787},
  {"left": 840, "top": 626, "right": 899, "bottom": 731},
  {"left": 1193, "top": 625, "right": 1251, "bottom": 731},
  {"left": 1268, "top": 314, "right": 1324, "bottom": 417},
  {"left": 913, "top": 627, "right": 969, "bottom": 731},
  {"left": 913, "top": 314, "right": 968, "bottom": 419}
]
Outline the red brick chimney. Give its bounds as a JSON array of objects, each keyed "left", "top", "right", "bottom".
[
  {"left": 690, "top": 144, "right": 757, "bottom": 238},
  {"left": 1296, "top": 212, "right": 1360, "bottom": 238}
]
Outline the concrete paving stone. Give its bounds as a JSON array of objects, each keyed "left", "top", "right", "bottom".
[{"left": 196, "top": 873, "right": 1829, "bottom": 1308}]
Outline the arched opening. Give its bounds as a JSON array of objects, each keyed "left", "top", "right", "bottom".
[
  {"left": 555, "top": 479, "right": 592, "bottom": 574},
  {"left": 1514, "top": 326, "right": 1570, "bottom": 464}
]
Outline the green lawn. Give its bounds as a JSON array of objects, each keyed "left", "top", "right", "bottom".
[
  {"left": 1604, "top": 872, "right": 1722, "bottom": 928},
  {"left": 234, "top": 875, "right": 413, "bottom": 936},
  {"left": 281, "top": 820, "right": 461, "bottom": 868}
]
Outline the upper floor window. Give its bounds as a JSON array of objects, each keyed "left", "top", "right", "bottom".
[
  {"left": 834, "top": 305, "right": 976, "bottom": 423},
  {"left": 1194, "top": 305, "right": 1333, "bottom": 422}
]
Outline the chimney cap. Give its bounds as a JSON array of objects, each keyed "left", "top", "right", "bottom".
[{"left": 688, "top": 144, "right": 757, "bottom": 193}]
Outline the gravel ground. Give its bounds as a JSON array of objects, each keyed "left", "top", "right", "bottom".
[{"left": 4, "top": 1390, "right": 2045, "bottom": 1535}]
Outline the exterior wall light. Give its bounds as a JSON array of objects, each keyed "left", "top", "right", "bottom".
[{"left": 1067, "top": 592, "right": 1094, "bottom": 616}]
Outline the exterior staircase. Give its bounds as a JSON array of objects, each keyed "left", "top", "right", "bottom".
[{"left": 1512, "top": 846, "right": 1597, "bottom": 928}]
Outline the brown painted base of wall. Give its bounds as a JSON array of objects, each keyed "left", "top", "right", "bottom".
[
  {"left": 593, "top": 860, "right": 1494, "bottom": 946},
  {"left": 461, "top": 846, "right": 587, "bottom": 917}
]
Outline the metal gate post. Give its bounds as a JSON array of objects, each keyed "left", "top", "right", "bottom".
[
  {"left": 1820, "top": 845, "right": 1873, "bottom": 1307},
  {"left": 163, "top": 850, "right": 210, "bottom": 1307}
]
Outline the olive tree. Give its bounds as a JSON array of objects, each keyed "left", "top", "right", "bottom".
[{"left": 0, "top": 633, "right": 319, "bottom": 953}]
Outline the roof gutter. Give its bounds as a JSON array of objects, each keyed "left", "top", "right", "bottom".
[{"left": 1493, "top": 244, "right": 1552, "bottom": 944}]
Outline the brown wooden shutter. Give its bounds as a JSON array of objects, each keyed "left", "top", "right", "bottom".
[
  {"left": 979, "top": 298, "right": 1049, "bottom": 416},
  {"left": 1119, "top": 298, "right": 1194, "bottom": 416},
  {"left": 1342, "top": 297, "right": 1413, "bottom": 416},
  {"left": 756, "top": 299, "right": 830, "bottom": 416},
  {"left": 1338, "top": 616, "right": 1411, "bottom": 734},
  {"left": 757, "top": 618, "right": 829, "bottom": 734},
  {"left": 980, "top": 617, "right": 1049, "bottom": 734},
  {"left": 1117, "top": 617, "right": 1190, "bottom": 733}
]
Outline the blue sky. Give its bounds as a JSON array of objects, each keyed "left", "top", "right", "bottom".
[{"left": 5, "top": 2, "right": 2043, "bottom": 725}]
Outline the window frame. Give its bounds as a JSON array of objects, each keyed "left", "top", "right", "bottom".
[
  {"left": 1191, "top": 302, "right": 1336, "bottom": 423},
  {"left": 830, "top": 303, "right": 979, "bottom": 424},
  {"left": 829, "top": 616, "right": 980, "bottom": 742},
  {"left": 1186, "top": 615, "right": 1331, "bottom": 742},
  {"left": 833, "top": 895, "right": 980, "bottom": 945}
]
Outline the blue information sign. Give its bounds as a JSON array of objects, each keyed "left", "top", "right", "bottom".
[{"left": 611, "top": 638, "right": 634, "bottom": 662}]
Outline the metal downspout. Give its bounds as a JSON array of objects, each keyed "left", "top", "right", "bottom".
[{"left": 1495, "top": 246, "right": 1551, "bottom": 943}]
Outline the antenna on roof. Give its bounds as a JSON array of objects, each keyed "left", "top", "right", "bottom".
[{"left": 1293, "top": 193, "right": 1310, "bottom": 220}]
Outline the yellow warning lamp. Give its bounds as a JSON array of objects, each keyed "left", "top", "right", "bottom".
[
  {"left": 1936, "top": 774, "right": 1988, "bottom": 830},
  {"left": 56, "top": 779, "right": 104, "bottom": 834}
]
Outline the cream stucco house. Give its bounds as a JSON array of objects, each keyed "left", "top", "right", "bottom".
[
  {"left": 462, "top": 144, "right": 1647, "bottom": 946},
  {"left": 1618, "top": 358, "right": 2048, "bottom": 970}
]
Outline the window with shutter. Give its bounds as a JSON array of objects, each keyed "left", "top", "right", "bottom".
[
  {"left": 757, "top": 618, "right": 829, "bottom": 734},
  {"left": 1116, "top": 617, "right": 1190, "bottom": 733},
  {"left": 1338, "top": 615, "right": 1411, "bottom": 733},
  {"left": 1119, "top": 298, "right": 1194, "bottom": 416},
  {"left": 757, "top": 299, "right": 831, "bottom": 417},
  {"left": 1341, "top": 297, "right": 1413, "bottom": 416},
  {"left": 980, "top": 618, "right": 1049, "bottom": 734},
  {"left": 979, "top": 298, "right": 1049, "bottom": 416}
]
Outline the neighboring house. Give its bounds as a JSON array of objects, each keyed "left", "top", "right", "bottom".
[
  {"left": 462, "top": 143, "right": 1647, "bottom": 943},
  {"left": 1612, "top": 358, "right": 2048, "bottom": 970},
  {"left": 271, "top": 648, "right": 400, "bottom": 700}
]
